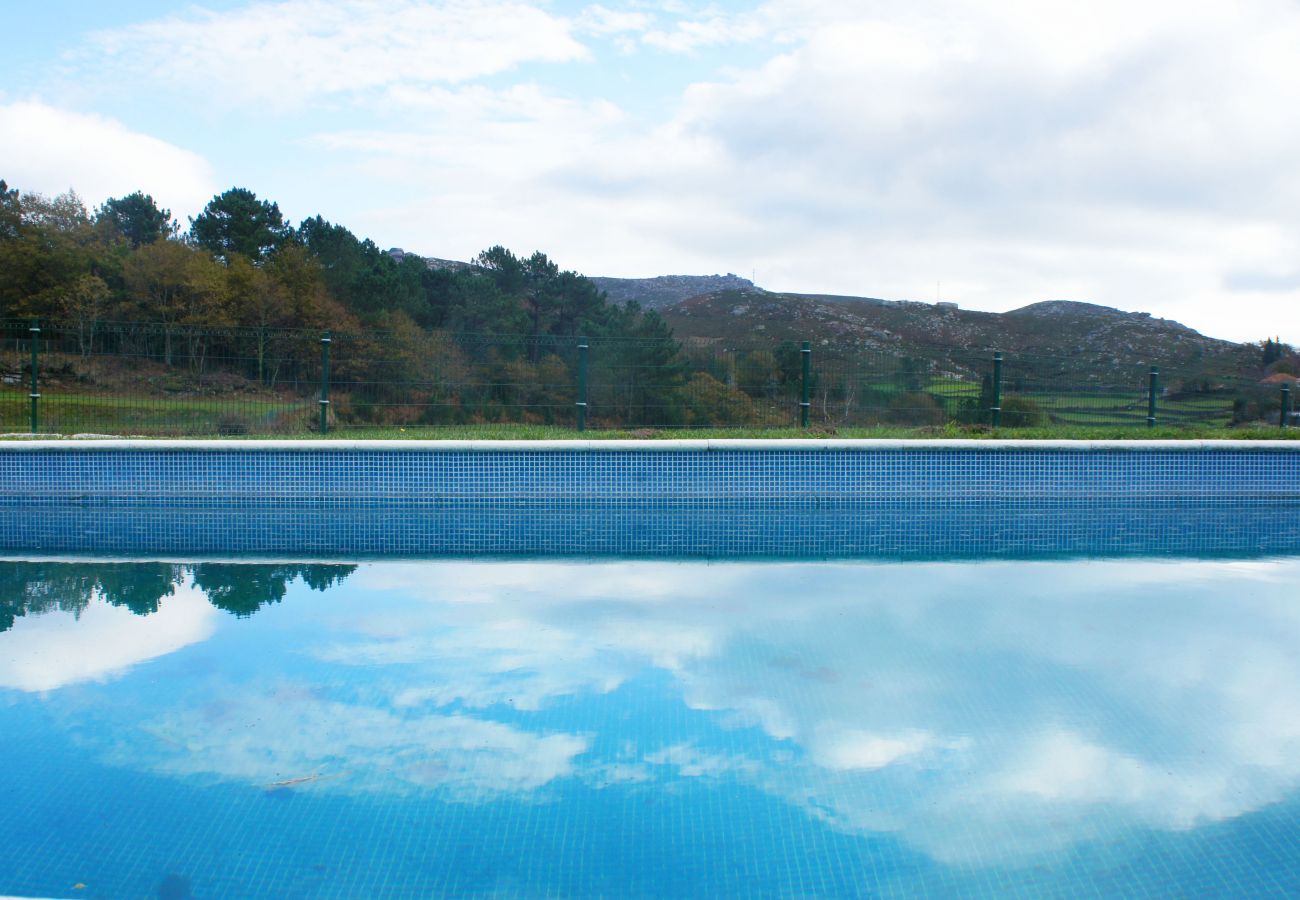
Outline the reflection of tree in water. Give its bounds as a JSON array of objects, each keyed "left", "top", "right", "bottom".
[
  {"left": 0, "top": 562, "right": 356, "bottom": 631},
  {"left": 94, "top": 564, "right": 186, "bottom": 616},
  {"left": 192, "top": 564, "right": 354, "bottom": 617},
  {"left": 1, "top": 565, "right": 97, "bottom": 631}
]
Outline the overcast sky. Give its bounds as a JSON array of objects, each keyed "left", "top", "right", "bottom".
[{"left": 2, "top": 0, "right": 1297, "bottom": 343}]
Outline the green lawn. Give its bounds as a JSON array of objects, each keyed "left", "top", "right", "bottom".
[
  {"left": 2, "top": 422, "right": 1291, "bottom": 441},
  {"left": 1, "top": 387, "right": 1287, "bottom": 440},
  {"left": 0, "top": 390, "right": 313, "bottom": 435}
]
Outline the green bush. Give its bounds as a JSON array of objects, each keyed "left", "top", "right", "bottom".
[
  {"left": 883, "top": 392, "right": 945, "bottom": 425},
  {"left": 999, "top": 396, "right": 1047, "bottom": 427}
]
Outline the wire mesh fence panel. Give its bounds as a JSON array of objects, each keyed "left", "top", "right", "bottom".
[
  {"left": 324, "top": 331, "right": 585, "bottom": 430},
  {"left": 0, "top": 321, "right": 34, "bottom": 433},
  {"left": 995, "top": 354, "right": 1149, "bottom": 427},
  {"left": 603, "top": 339, "right": 801, "bottom": 429},
  {"left": 1158, "top": 368, "right": 1271, "bottom": 428},
  {"left": 793, "top": 349, "right": 989, "bottom": 428},
  {"left": 0, "top": 318, "right": 1286, "bottom": 435},
  {"left": 2, "top": 319, "right": 321, "bottom": 436}
]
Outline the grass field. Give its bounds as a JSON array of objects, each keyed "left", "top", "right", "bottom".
[
  {"left": 0, "top": 387, "right": 1287, "bottom": 439},
  {"left": 1, "top": 421, "right": 1292, "bottom": 441}
]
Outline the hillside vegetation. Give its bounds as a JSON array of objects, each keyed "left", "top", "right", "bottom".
[{"left": 1, "top": 177, "right": 1295, "bottom": 434}]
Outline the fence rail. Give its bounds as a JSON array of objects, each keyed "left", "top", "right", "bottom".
[{"left": 0, "top": 319, "right": 1292, "bottom": 436}]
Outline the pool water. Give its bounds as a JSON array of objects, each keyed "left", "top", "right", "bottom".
[{"left": 2, "top": 556, "right": 1300, "bottom": 898}]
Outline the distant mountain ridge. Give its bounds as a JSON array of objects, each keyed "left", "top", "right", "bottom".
[
  {"left": 659, "top": 288, "right": 1254, "bottom": 376},
  {"left": 389, "top": 249, "right": 1253, "bottom": 373}
]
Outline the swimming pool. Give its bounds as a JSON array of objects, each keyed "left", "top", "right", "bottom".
[
  {"left": 1, "top": 439, "right": 1298, "bottom": 897},
  {"left": 2, "top": 555, "right": 1299, "bottom": 897}
]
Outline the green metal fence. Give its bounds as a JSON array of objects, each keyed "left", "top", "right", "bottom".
[{"left": 0, "top": 318, "right": 1291, "bottom": 436}]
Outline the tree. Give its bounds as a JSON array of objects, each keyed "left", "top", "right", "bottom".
[
  {"left": 96, "top": 191, "right": 176, "bottom": 248},
  {"left": 682, "top": 371, "right": 758, "bottom": 427},
  {"left": 189, "top": 187, "right": 288, "bottom": 262},
  {"left": 0, "top": 188, "right": 99, "bottom": 319},
  {"left": 472, "top": 246, "right": 614, "bottom": 357},
  {"left": 226, "top": 254, "right": 291, "bottom": 383},
  {"left": 446, "top": 272, "right": 527, "bottom": 335},
  {"left": 593, "top": 303, "right": 687, "bottom": 426},
  {"left": 21, "top": 188, "right": 91, "bottom": 233},
  {"left": 124, "top": 239, "right": 228, "bottom": 367},
  {"left": 60, "top": 274, "right": 111, "bottom": 356},
  {"left": 737, "top": 349, "right": 781, "bottom": 400},
  {"left": 0, "top": 180, "right": 20, "bottom": 240},
  {"left": 295, "top": 215, "right": 420, "bottom": 321},
  {"left": 1262, "top": 337, "right": 1284, "bottom": 367}
]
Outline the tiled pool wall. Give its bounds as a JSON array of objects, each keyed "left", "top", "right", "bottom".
[
  {"left": 1, "top": 440, "right": 1298, "bottom": 558},
  {"left": 2, "top": 439, "right": 1299, "bottom": 503}
]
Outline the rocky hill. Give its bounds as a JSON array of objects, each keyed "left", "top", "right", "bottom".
[
  {"left": 660, "top": 289, "right": 1256, "bottom": 378},
  {"left": 391, "top": 249, "right": 1259, "bottom": 378},
  {"left": 588, "top": 274, "right": 757, "bottom": 310}
]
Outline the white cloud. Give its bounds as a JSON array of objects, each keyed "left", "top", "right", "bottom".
[
  {"left": 0, "top": 583, "right": 216, "bottom": 692},
  {"left": 634, "top": 3, "right": 1300, "bottom": 340},
  {"left": 24, "top": 0, "right": 1300, "bottom": 340},
  {"left": 0, "top": 100, "right": 217, "bottom": 220},
  {"left": 576, "top": 4, "right": 654, "bottom": 37},
  {"left": 301, "top": 0, "right": 1300, "bottom": 341},
  {"left": 80, "top": 0, "right": 589, "bottom": 107},
  {"left": 641, "top": 13, "right": 767, "bottom": 52}
]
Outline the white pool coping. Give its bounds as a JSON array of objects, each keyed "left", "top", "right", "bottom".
[{"left": 2, "top": 438, "right": 1299, "bottom": 452}]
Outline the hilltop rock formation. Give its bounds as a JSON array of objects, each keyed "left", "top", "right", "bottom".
[{"left": 588, "top": 274, "right": 757, "bottom": 310}]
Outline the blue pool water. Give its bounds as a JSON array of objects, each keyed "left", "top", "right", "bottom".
[{"left": 3, "top": 555, "right": 1300, "bottom": 897}]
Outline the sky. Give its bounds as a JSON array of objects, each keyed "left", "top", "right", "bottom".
[{"left": 1, "top": 0, "right": 1298, "bottom": 344}]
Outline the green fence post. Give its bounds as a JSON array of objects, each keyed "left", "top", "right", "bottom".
[
  {"left": 1283, "top": 385, "right": 1292, "bottom": 430},
  {"left": 319, "top": 331, "right": 331, "bottom": 434},
  {"left": 28, "top": 321, "right": 40, "bottom": 434},
  {"left": 1147, "top": 367, "right": 1159, "bottom": 429},
  {"left": 576, "top": 336, "right": 589, "bottom": 433},
  {"left": 800, "top": 340, "right": 811, "bottom": 428},
  {"left": 991, "top": 352, "right": 1003, "bottom": 428}
]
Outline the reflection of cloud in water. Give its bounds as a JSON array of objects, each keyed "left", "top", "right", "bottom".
[
  {"left": 809, "top": 727, "right": 960, "bottom": 771},
  {"left": 121, "top": 686, "right": 589, "bottom": 800},
  {"left": 645, "top": 742, "right": 761, "bottom": 778},
  {"left": 336, "top": 557, "right": 1300, "bottom": 863},
  {"left": 62, "top": 556, "right": 1300, "bottom": 866},
  {"left": 0, "top": 582, "right": 216, "bottom": 692}
]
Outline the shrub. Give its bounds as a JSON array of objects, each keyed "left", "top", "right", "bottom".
[
  {"left": 883, "top": 392, "right": 945, "bottom": 425},
  {"left": 215, "top": 413, "right": 251, "bottom": 435},
  {"left": 682, "top": 371, "right": 758, "bottom": 427},
  {"left": 999, "top": 396, "right": 1048, "bottom": 427}
]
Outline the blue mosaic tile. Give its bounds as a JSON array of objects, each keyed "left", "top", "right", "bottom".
[
  {"left": 1, "top": 447, "right": 1297, "bottom": 505},
  {"left": 0, "top": 446, "right": 1297, "bottom": 558}
]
